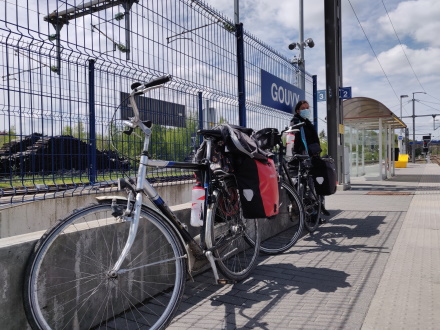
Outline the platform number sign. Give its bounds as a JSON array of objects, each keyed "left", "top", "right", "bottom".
[
  {"left": 317, "top": 88, "right": 351, "bottom": 101},
  {"left": 339, "top": 87, "right": 352, "bottom": 99}
]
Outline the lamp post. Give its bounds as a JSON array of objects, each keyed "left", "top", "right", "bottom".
[
  {"left": 288, "top": 0, "right": 314, "bottom": 92},
  {"left": 411, "top": 91, "right": 426, "bottom": 163},
  {"left": 400, "top": 95, "right": 408, "bottom": 153},
  {"left": 288, "top": 38, "right": 314, "bottom": 91}
]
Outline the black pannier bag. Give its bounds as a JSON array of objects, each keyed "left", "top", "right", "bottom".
[
  {"left": 219, "top": 124, "right": 279, "bottom": 218},
  {"left": 194, "top": 124, "right": 279, "bottom": 218},
  {"left": 218, "top": 124, "right": 272, "bottom": 160},
  {"left": 311, "top": 156, "right": 337, "bottom": 196},
  {"left": 253, "top": 128, "right": 281, "bottom": 151}
]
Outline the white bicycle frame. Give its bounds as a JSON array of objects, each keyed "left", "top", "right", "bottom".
[{"left": 103, "top": 77, "right": 225, "bottom": 282}]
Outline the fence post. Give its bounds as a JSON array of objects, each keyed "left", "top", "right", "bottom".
[
  {"left": 198, "top": 91, "right": 203, "bottom": 145},
  {"left": 235, "top": 23, "right": 246, "bottom": 127},
  {"left": 88, "top": 59, "right": 97, "bottom": 184}
]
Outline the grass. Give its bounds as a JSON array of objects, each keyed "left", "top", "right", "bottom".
[{"left": 0, "top": 169, "right": 195, "bottom": 189}]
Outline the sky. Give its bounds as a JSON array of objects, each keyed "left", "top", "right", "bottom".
[{"left": 202, "top": 0, "right": 440, "bottom": 141}]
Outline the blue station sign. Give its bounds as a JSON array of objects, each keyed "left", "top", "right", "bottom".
[
  {"left": 339, "top": 86, "right": 352, "bottom": 99},
  {"left": 317, "top": 90, "right": 326, "bottom": 102},
  {"left": 261, "top": 69, "right": 304, "bottom": 113}
]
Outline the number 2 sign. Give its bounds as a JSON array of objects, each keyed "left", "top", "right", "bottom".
[{"left": 339, "top": 87, "right": 352, "bottom": 99}]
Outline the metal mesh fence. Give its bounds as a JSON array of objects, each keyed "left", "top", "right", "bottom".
[{"left": 0, "top": 0, "right": 313, "bottom": 204}]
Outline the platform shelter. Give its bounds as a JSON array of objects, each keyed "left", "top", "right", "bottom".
[{"left": 343, "top": 97, "right": 407, "bottom": 181}]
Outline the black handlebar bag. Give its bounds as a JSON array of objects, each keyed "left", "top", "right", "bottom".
[{"left": 311, "top": 156, "right": 337, "bottom": 196}]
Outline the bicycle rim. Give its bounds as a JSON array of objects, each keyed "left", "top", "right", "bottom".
[
  {"left": 258, "top": 180, "right": 305, "bottom": 254},
  {"left": 303, "top": 194, "right": 321, "bottom": 233},
  {"left": 210, "top": 187, "right": 260, "bottom": 281},
  {"left": 23, "top": 203, "right": 186, "bottom": 330}
]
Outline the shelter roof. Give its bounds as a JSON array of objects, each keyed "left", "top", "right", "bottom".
[{"left": 343, "top": 97, "right": 406, "bottom": 129}]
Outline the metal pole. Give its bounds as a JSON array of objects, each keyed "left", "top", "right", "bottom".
[
  {"left": 234, "top": 0, "right": 239, "bottom": 24},
  {"left": 324, "top": 0, "right": 344, "bottom": 185},
  {"left": 400, "top": 95, "right": 408, "bottom": 153},
  {"left": 299, "top": 0, "right": 305, "bottom": 91},
  {"left": 88, "top": 59, "right": 96, "bottom": 184},
  {"left": 198, "top": 92, "right": 203, "bottom": 145},
  {"left": 411, "top": 92, "right": 426, "bottom": 163},
  {"left": 124, "top": 6, "right": 130, "bottom": 60},
  {"left": 236, "top": 23, "right": 246, "bottom": 127},
  {"left": 412, "top": 94, "right": 416, "bottom": 163},
  {"left": 312, "top": 75, "right": 318, "bottom": 131}
]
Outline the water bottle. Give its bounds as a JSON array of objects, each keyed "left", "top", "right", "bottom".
[
  {"left": 285, "top": 133, "right": 295, "bottom": 157},
  {"left": 190, "top": 183, "right": 205, "bottom": 227}
]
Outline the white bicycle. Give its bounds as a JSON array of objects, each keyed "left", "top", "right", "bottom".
[{"left": 23, "top": 75, "right": 260, "bottom": 329}]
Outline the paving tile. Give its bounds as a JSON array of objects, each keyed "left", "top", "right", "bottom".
[{"left": 113, "top": 163, "right": 440, "bottom": 330}]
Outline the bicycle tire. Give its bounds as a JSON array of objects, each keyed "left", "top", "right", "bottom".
[
  {"left": 303, "top": 187, "right": 322, "bottom": 233},
  {"left": 210, "top": 186, "right": 260, "bottom": 281},
  {"left": 23, "top": 202, "right": 187, "bottom": 330},
  {"left": 258, "top": 180, "right": 305, "bottom": 255}
]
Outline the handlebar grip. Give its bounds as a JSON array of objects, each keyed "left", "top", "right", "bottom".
[
  {"left": 144, "top": 75, "right": 172, "bottom": 88},
  {"left": 197, "top": 129, "right": 222, "bottom": 138},
  {"left": 291, "top": 122, "right": 305, "bottom": 129}
]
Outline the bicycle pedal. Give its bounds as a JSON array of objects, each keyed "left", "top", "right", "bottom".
[{"left": 217, "top": 279, "right": 236, "bottom": 285}]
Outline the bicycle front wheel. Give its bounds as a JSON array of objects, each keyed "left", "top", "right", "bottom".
[
  {"left": 210, "top": 186, "right": 260, "bottom": 281},
  {"left": 23, "top": 202, "right": 187, "bottom": 330},
  {"left": 258, "top": 180, "right": 305, "bottom": 254}
]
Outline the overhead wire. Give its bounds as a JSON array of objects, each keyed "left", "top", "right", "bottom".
[
  {"left": 381, "top": 1, "right": 440, "bottom": 107},
  {"left": 346, "top": 0, "right": 400, "bottom": 102},
  {"left": 381, "top": 0, "right": 425, "bottom": 92}
]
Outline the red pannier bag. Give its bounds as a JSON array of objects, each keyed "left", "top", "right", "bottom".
[{"left": 234, "top": 157, "right": 279, "bottom": 218}]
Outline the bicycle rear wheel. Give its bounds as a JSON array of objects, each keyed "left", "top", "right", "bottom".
[
  {"left": 23, "top": 202, "right": 187, "bottom": 330},
  {"left": 210, "top": 185, "right": 260, "bottom": 281},
  {"left": 258, "top": 180, "right": 305, "bottom": 255}
]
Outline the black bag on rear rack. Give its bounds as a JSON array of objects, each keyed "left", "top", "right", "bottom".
[
  {"left": 218, "top": 124, "right": 278, "bottom": 218},
  {"left": 311, "top": 156, "right": 337, "bottom": 196},
  {"left": 253, "top": 128, "right": 281, "bottom": 151},
  {"left": 196, "top": 124, "right": 279, "bottom": 218}
]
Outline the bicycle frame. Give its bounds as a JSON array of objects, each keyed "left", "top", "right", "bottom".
[
  {"left": 276, "top": 126, "right": 318, "bottom": 205},
  {"left": 104, "top": 77, "right": 227, "bottom": 283}
]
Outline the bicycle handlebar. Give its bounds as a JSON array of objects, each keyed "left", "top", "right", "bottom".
[
  {"left": 145, "top": 75, "right": 172, "bottom": 89},
  {"left": 131, "top": 75, "right": 172, "bottom": 92},
  {"left": 127, "top": 75, "right": 172, "bottom": 129},
  {"left": 197, "top": 129, "right": 222, "bottom": 138},
  {"left": 283, "top": 122, "right": 305, "bottom": 134}
]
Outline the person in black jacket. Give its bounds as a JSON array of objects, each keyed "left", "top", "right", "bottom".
[
  {"left": 291, "top": 100, "right": 322, "bottom": 156},
  {"left": 291, "top": 100, "right": 330, "bottom": 218}
]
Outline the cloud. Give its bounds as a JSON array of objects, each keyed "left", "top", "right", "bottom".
[
  {"left": 361, "top": 45, "right": 440, "bottom": 86},
  {"left": 378, "top": 0, "right": 440, "bottom": 47},
  {"left": 202, "top": 0, "right": 440, "bottom": 134}
]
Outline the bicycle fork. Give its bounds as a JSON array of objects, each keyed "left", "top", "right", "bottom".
[{"left": 108, "top": 192, "right": 142, "bottom": 277}]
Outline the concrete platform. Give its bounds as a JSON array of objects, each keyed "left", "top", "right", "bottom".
[
  {"left": 167, "top": 162, "right": 440, "bottom": 329},
  {"left": 1, "top": 162, "right": 439, "bottom": 329}
]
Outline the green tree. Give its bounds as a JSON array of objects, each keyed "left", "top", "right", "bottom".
[
  {"left": 319, "top": 129, "right": 328, "bottom": 156},
  {"left": 150, "top": 116, "right": 198, "bottom": 161},
  {"left": 0, "top": 127, "right": 17, "bottom": 148},
  {"left": 62, "top": 122, "right": 88, "bottom": 141}
]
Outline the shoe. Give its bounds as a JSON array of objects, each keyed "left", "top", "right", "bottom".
[
  {"left": 321, "top": 206, "right": 330, "bottom": 216},
  {"left": 319, "top": 218, "right": 327, "bottom": 224}
]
